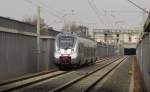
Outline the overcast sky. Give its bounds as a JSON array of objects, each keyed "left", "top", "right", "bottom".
[{"left": 0, "top": 0, "right": 150, "bottom": 30}]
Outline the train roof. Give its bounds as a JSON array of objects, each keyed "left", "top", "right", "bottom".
[
  {"left": 56, "top": 32, "right": 77, "bottom": 37},
  {"left": 56, "top": 32, "right": 96, "bottom": 41}
]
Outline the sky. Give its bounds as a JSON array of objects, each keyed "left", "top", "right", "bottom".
[{"left": 0, "top": 0, "right": 150, "bottom": 31}]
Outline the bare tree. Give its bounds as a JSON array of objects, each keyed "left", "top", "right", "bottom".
[
  {"left": 23, "top": 16, "right": 49, "bottom": 35},
  {"left": 23, "top": 16, "right": 48, "bottom": 30}
]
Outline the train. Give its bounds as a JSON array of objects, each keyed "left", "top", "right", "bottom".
[
  {"left": 54, "top": 32, "right": 122, "bottom": 69},
  {"left": 54, "top": 32, "right": 97, "bottom": 68}
]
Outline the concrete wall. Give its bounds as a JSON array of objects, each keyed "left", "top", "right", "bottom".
[
  {"left": 0, "top": 31, "right": 59, "bottom": 82},
  {"left": 0, "top": 31, "right": 37, "bottom": 81},
  {"left": 0, "top": 16, "right": 60, "bottom": 82},
  {"left": 96, "top": 45, "right": 106, "bottom": 58},
  {"left": 0, "top": 16, "right": 36, "bottom": 33},
  {"left": 136, "top": 33, "right": 150, "bottom": 92},
  {"left": 39, "top": 37, "right": 56, "bottom": 71},
  {"left": 96, "top": 44, "right": 123, "bottom": 58}
]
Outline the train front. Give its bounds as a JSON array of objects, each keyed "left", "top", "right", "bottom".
[{"left": 54, "top": 33, "right": 78, "bottom": 67}]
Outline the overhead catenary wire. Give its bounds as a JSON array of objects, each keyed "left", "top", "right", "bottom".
[
  {"left": 88, "top": 0, "right": 120, "bottom": 28},
  {"left": 23, "top": 0, "right": 38, "bottom": 7},
  {"left": 24, "top": 0, "right": 90, "bottom": 27},
  {"left": 104, "top": 10, "right": 144, "bottom": 13},
  {"left": 23, "top": 0, "right": 67, "bottom": 23},
  {"left": 127, "top": 0, "right": 149, "bottom": 14},
  {"left": 34, "top": 0, "right": 70, "bottom": 25},
  {"left": 36, "top": 0, "right": 96, "bottom": 28},
  {"left": 37, "top": 0, "right": 65, "bottom": 17},
  {"left": 87, "top": 0, "right": 106, "bottom": 26},
  {"left": 24, "top": 0, "right": 109, "bottom": 29},
  {"left": 40, "top": 1, "right": 82, "bottom": 24}
]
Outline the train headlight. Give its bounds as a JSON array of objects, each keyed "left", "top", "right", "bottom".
[
  {"left": 71, "top": 49, "right": 74, "bottom": 54},
  {"left": 57, "top": 48, "right": 61, "bottom": 53},
  {"left": 57, "top": 48, "right": 60, "bottom": 51},
  {"left": 66, "top": 49, "right": 71, "bottom": 54}
]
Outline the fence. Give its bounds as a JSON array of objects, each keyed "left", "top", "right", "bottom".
[
  {"left": 0, "top": 28, "right": 37, "bottom": 81},
  {"left": 0, "top": 26, "right": 58, "bottom": 82},
  {"left": 96, "top": 43, "right": 123, "bottom": 58},
  {"left": 39, "top": 36, "right": 56, "bottom": 71},
  {"left": 136, "top": 33, "right": 150, "bottom": 92}
]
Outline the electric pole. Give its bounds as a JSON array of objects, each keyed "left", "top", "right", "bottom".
[
  {"left": 127, "top": 0, "right": 149, "bottom": 14},
  {"left": 37, "top": 6, "right": 41, "bottom": 72}
]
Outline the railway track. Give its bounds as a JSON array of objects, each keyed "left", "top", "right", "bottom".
[
  {"left": 0, "top": 69, "right": 58, "bottom": 86},
  {"left": 0, "top": 56, "right": 121, "bottom": 92},
  {"left": 0, "top": 56, "right": 110, "bottom": 87},
  {"left": 16, "top": 56, "right": 121, "bottom": 92},
  {"left": 49, "top": 56, "right": 127, "bottom": 92},
  {"left": 0, "top": 70, "right": 70, "bottom": 92}
]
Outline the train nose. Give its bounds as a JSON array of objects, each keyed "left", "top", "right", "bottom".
[{"left": 59, "top": 56, "right": 71, "bottom": 64}]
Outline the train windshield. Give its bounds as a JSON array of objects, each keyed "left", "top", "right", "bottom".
[{"left": 58, "top": 36, "right": 75, "bottom": 49}]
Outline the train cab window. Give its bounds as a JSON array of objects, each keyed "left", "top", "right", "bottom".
[{"left": 58, "top": 36, "right": 76, "bottom": 49}]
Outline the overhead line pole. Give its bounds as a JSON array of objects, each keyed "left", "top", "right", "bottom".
[
  {"left": 37, "top": 6, "right": 41, "bottom": 72},
  {"left": 127, "top": 0, "right": 149, "bottom": 14}
]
